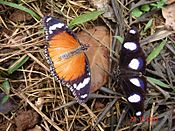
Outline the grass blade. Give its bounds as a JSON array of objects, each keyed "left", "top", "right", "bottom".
[
  {"left": 144, "top": 19, "right": 153, "bottom": 32},
  {"left": 2, "top": 80, "right": 10, "bottom": 94},
  {"left": 0, "top": 1, "right": 40, "bottom": 20},
  {"left": 146, "top": 38, "right": 167, "bottom": 64},
  {"left": 69, "top": 10, "right": 104, "bottom": 28},
  {"left": 114, "top": 35, "right": 124, "bottom": 44},
  {"left": 147, "top": 76, "right": 169, "bottom": 88},
  {"left": 7, "top": 55, "right": 29, "bottom": 74}
]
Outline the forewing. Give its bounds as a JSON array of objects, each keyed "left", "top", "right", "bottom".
[{"left": 119, "top": 27, "right": 146, "bottom": 73}]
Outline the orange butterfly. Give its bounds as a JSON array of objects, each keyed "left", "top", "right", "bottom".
[{"left": 43, "top": 16, "right": 91, "bottom": 103}]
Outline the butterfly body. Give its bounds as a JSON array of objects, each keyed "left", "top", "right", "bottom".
[
  {"left": 43, "top": 16, "right": 91, "bottom": 103},
  {"left": 119, "top": 27, "right": 146, "bottom": 116},
  {"left": 59, "top": 44, "right": 89, "bottom": 60}
]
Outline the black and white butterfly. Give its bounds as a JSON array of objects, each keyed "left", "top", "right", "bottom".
[{"left": 118, "top": 27, "right": 146, "bottom": 116}]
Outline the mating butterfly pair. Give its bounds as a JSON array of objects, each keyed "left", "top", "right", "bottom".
[{"left": 43, "top": 16, "right": 146, "bottom": 116}]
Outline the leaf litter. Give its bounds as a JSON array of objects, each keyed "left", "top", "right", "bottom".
[{"left": 0, "top": 0, "right": 175, "bottom": 130}]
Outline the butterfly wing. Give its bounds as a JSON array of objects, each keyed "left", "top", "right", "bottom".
[
  {"left": 119, "top": 75, "right": 146, "bottom": 116},
  {"left": 43, "top": 16, "right": 90, "bottom": 103},
  {"left": 119, "top": 27, "right": 147, "bottom": 116},
  {"left": 119, "top": 27, "right": 146, "bottom": 73}
]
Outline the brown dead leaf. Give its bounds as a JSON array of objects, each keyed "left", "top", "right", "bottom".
[
  {"left": 77, "top": 26, "right": 110, "bottom": 92},
  {"left": 15, "top": 110, "right": 40, "bottom": 131},
  {"left": 28, "top": 125, "right": 42, "bottom": 131},
  {"left": 94, "top": 101, "right": 105, "bottom": 110},
  {"left": 166, "top": 0, "right": 175, "bottom": 4},
  {"left": 89, "top": 0, "right": 116, "bottom": 22},
  {"left": 9, "top": 10, "right": 32, "bottom": 22},
  {"left": 162, "top": 3, "right": 175, "bottom": 31}
]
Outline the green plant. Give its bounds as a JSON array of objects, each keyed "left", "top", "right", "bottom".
[{"left": 131, "top": 0, "right": 166, "bottom": 17}]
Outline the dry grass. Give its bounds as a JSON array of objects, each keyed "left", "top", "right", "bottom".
[{"left": 0, "top": 0, "right": 175, "bottom": 131}]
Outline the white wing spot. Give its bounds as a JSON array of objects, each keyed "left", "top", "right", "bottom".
[
  {"left": 123, "top": 42, "right": 137, "bottom": 51},
  {"left": 46, "top": 35, "right": 49, "bottom": 40},
  {"left": 76, "top": 77, "right": 90, "bottom": 91},
  {"left": 80, "top": 94, "right": 88, "bottom": 99},
  {"left": 129, "top": 29, "right": 136, "bottom": 34},
  {"left": 136, "top": 111, "right": 142, "bottom": 116},
  {"left": 46, "top": 17, "right": 52, "bottom": 22},
  {"left": 66, "top": 83, "right": 70, "bottom": 87},
  {"left": 69, "top": 87, "right": 73, "bottom": 92},
  {"left": 49, "top": 23, "right": 65, "bottom": 34},
  {"left": 128, "top": 58, "right": 140, "bottom": 70},
  {"left": 73, "top": 83, "right": 77, "bottom": 89},
  {"left": 49, "top": 30, "right": 53, "bottom": 34},
  {"left": 128, "top": 94, "right": 141, "bottom": 103},
  {"left": 130, "top": 78, "right": 141, "bottom": 87}
]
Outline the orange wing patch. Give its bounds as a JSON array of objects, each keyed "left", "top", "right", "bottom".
[
  {"left": 49, "top": 32, "right": 79, "bottom": 48},
  {"left": 48, "top": 32, "right": 86, "bottom": 81},
  {"left": 54, "top": 53, "right": 86, "bottom": 81}
]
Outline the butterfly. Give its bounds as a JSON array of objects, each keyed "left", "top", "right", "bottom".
[
  {"left": 118, "top": 27, "right": 147, "bottom": 116},
  {"left": 43, "top": 16, "right": 91, "bottom": 103}
]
